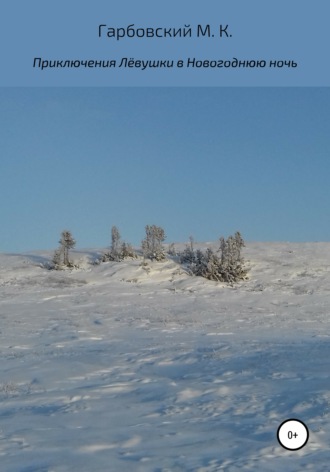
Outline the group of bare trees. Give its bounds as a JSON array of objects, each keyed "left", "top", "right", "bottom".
[{"left": 51, "top": 226, "right": 247, "bottom": 284}]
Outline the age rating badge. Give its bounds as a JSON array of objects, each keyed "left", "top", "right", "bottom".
[{"left": 277, "top": 419, "right": 309, "bottom": 451}]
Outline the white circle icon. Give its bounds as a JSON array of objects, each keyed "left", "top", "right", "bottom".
[{"left": 277, "top": 419, "right": 309, "bottom": 450}]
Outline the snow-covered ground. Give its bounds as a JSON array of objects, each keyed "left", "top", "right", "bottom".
[{"left": 1, "top": 242, "right": 330, "bottom": 471}]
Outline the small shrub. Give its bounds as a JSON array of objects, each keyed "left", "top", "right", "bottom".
[
  {"left": 102, "top": 226, "right": 137, "bottom": 262},
  {"left": 120, "top": 242, "right": 137, "bottom": 259},
  {"left": 179, "top": 236, "right": 196, "bottom": 264},
  {"left": 51, "top": 230, "right": 76, "bottom": 270},
  {"left": 141, "top": 225, "right": 166, "bottom": 261},
  {"left": 168, "top": 243, "right": 176, "bottom": 256},
  {"left": 181, "top": 232, "right": 247, "bottom": 284}
]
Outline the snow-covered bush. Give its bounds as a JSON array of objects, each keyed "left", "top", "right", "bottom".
[
  {"left": 179, "top": 236, "right": 196, "bottom": 264},
  {"left": 51, "top": 230, "right": 77, "bottom": 269},
  {"left": 110, "top": 225, "right": 121, "bottom": 260},
  {"left": 120, "top": 241, "right": 137, "bottom": 259},
  {"left": 141, "top": 225, "right": 166, "bottom": 261},
  {"left": 102, "top": 226, "right": 137, "bottom": 262},
  {"left": 103, "top": 226, "right": 122, "bottom": 262},
  {"left": 181, "top": 232, "right": 247, "bottom": 284},
  {"left": 217, "top": 232, "right": 247, "bottom": 283}
]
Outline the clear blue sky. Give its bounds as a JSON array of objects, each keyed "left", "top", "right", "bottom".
[{"left": 1, "top": 87, "right": 329, "bottom": 252}]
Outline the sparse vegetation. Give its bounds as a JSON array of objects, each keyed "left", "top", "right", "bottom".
[
  {"left": 141, "top": 225, "right": 166, "bottom": 261},
  {"left": 179, "top": 236, "right": 196, "bottom": 264},
  {"left": 179, "top": 232, "right": 247, "bottom": 284},
  {"left": 51, "top": 230, "right": 77, "bottom": 269},
  {"left": 49, "top": 225, "right": 247, "bottom": 284},
  {"left": 168, "top": 242, "right": 176, "bottom": 256},
  {"left": 102, "top": 226, "right": 137, "bottom": 262}
]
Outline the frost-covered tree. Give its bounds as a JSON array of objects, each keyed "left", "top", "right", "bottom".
[
  {"left": 181, "top": 232, "right": 247, "bottom": 284},
  {"left": 52, "top": 248, "right": 62, "bottom": 270},
  {"left": 59, "top": 230, "right": 76, "bottom": 266},
  {"left": 216, "top": 232, "right": 247, "bottom": 283},
  {"left": 120, "top": 241, "right": 137, "bottom": 259},
  {"left": 103, "top": 225, "right": 122, "bottom": 261},
  {"left": 217, "top": 231, "right": 246, "bottom": 282},
  {"left": 52, "top": 230, "right": 76, "bottom": 269},
  {"left": 192, "top": 248, "right": 207, "bottom": 277},
  {"left": 102, "top": 225, "right": 122, "bottom": 262},
  {"left": 141, "top": 225, "right": 166, "bottom": 261},
  {"left": 103, "top": 226, "right": 136, "bottom": 262},
  {"left": 234, "top": 231, "right": 245, "bottom": 252},
  {"left": 179, "top": 235, "right": 196, "bottom": 264},
  {"left": 111, "top": 225, "right": 121, "bottom": 256},
  {"left": 168, "top": 242, "right": 176, "bottom": 256}
]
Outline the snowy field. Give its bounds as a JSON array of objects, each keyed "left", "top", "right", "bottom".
[{"left": 1, "top": 242, "right": 330, "bottom": 471}]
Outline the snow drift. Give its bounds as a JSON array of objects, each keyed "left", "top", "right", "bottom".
[{"left": 1, "top": 242, "right": 330, "bottom": 471}]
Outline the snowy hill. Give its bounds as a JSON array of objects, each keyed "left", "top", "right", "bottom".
[{"left": 1, "top": 242, "right": 330, "bottom": 471}]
